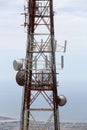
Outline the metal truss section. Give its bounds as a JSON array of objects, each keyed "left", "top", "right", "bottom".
[{"left": 20, "top": 0, "right": 60, "bottom": 130}]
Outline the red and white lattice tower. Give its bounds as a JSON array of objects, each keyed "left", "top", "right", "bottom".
[{"left": 13, "top": 0, "right": 67, "bottom": 130}]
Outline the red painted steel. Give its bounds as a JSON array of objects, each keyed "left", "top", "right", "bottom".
[{"left": 19, "top": 0, "right": 61, "bottom": 130}]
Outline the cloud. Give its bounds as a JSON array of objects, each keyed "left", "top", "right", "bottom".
[
  {"left": 0, "top": 0, "right": 25, "bottom": 50},
  {"left": 0, "top": 0, "right": 24, "bottom": 28},
  {"left": 66, "top": 0, "right": 87, "bottom": 8},
  {"left": 59, "top": 0, "right": 87, "bottom": 9},
  {"left": 54, "top": 0, "right": 87, "bottom": 17},
  {"left": 0, "top": 0, "right": 24, "bottom": 6}
]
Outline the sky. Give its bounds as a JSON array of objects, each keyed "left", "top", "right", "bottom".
[{"left": 0, "top": 0, "right": 87, "bottom": 122}]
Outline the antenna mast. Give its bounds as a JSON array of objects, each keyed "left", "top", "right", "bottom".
[{"left": 13, "top": 0, "right": 67, "bottom": 130}]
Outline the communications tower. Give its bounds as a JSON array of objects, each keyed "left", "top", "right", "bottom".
[{"left": 13, "top": 0, "right": 67, "bottom": 130}]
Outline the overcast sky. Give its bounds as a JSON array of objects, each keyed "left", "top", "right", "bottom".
[{"left": 0, "top": 0, "right": 87, "bottom": 122}]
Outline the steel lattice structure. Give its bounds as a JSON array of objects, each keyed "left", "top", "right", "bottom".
[
  {"left": 13, "top": 0, "right": 67, "bottom": 130},
  {"left": 22, "top": 0, "right": 59, "bottom": 129}
]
